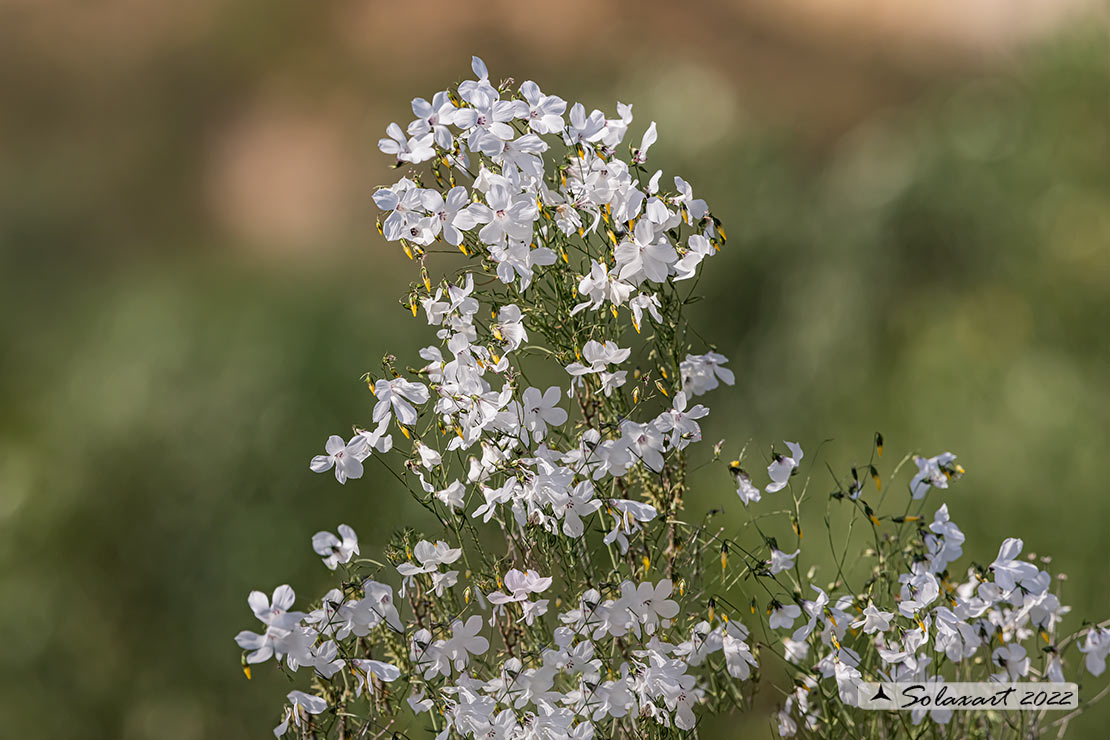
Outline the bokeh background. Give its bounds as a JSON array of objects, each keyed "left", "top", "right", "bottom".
[{"left": 1, "top": 1, "right": 1108, "bottom": 738}]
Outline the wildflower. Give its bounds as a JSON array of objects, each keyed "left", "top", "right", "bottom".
[
  {"left": 311, "top": 524, "right": 359, "bottom": 570},
  {"left": 614, "top": 219, "right": 677, "bottom": 285},
  {"left": 910, "top": 451, "right": 962, "bottom": 499},
  {"left": 769, "top": 603, "right": 802, "bottom": 630},
  {"left": 1080, "top": 627, "right": 1110, "bottom": 676},
  {"left": 351, "top": 659, "right": 401, "bottom": 697},
  {"left": 680, "top": 352, "right": 735, "bottom": 396},
  {"left": 990, "top": 538, "right": 1041, "bottom": 594},
  {"left": 444, "top": 615, "right": 490, "bottom": 671},
  {"left": 309, "top": 434, "right": 369, "bottom": 484},
  {"left": 768, "top": 548, "right": 800, "bottom": 575},
  {"left": 378, "top": 122, "right": 435, "bottom": 164},
  {"left": 273, "top": 691, "right": 327, "bottom": 738},
  {"left": 766, "top": 441, "right": 803, "bottom": 493},
  {"left": 407, "top": 91, "right": 458, "bottom": 148},
  {"left": 469, "top": 184, "right": 538, "bottom": 245},
  {"left": 436, "top": 480, "right": 466, "bottom": 511},
  {"left": 852, "top": 604, "right": 894, "bottom": 635},
  {"left": 733, "top": 466, "right": 762, "bottom": 506},
  {"left": 422, "top": 186, "right": 477, "bottom": 246},
  {"left": 520, "top": 80, "right": 566, "bottom": 134},
  {"left": 372, "top": 377, "right": 430, "bottom": 427},
  {"left": 653, "top": 392, "right": 708, "bottom": 450}
]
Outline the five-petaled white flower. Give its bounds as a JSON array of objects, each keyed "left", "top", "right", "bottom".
[
  {"left": 312, "top": 524, "right": 360, "bottom": 570},
  {"left": 310, "top": 435, "right": 369, "bottom": 484}
]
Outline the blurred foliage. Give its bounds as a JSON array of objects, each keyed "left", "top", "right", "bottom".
[{"left": 0, "top": 10, "right": 1107, "bottom": 740}]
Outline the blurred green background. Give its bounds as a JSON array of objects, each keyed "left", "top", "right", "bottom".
[{"left": 1, "top": 1, "right": 1107, "bottom": 738}]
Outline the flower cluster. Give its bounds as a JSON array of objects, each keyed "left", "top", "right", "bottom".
[{"left": 237, "top": 57, "right": 1109, "bottom": 739}]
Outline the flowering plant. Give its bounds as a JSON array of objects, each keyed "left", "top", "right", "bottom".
[{"left": 236, "top": 57, "right": 1110, "bottom": 739}]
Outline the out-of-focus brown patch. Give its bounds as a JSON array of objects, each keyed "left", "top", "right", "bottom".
[{"left": 204, "top": 88, "right": 362, "bottom": 252}]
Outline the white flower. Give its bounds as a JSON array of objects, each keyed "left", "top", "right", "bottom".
[
  {"left": 910, "top": 451, "right": 962, "bottom": 499},
  {"left": 444, "top": 615, "right": 489, "bottom": 670},
  {"left": 520, "top": 386, "right": 567, "bottom": 443},
  {"left": 378, "top": 122, "right": 435, "bottom": 164},
  {"left": 356, "top": 417, "right": 393, "bottom": 455},
  {"left": 351, "top": 659, "right": 401, "bottom": 697},
  {"left": 604, "top": 499, "right": 657, "bottom": 554},
  {"left": 989, "top": 538, "right": 1040, "bottom": 594},
  {"left": 782, "top": 637, "right": 809, "bottom": 664},
  {"left": 430, "top": 569, "right": 458, "bottom": 597},
  {"left": 552, "top": 480, "right": 602, "bottom": 538},
  {"left": 766, "top": 441, "right": 803, "bottom": 493},
  {"left": 372, "top": 177, "right": 423, "bottom": 241},
  {"left": 680, "top": 351, "right": 735, "bottom": 396},
  {"left": 311, "top": 524, "right": 359, "bottom": 570},
  {"left": 494, "top": 304, "right": 528, "bottom": 353},
  {"left": 372, "top": 377, "right": 430, "bottom": 428},
  {"left": 455, "top": 87, "right": 522, "bottom": 155},
  {"left": 305, "top": 639, "right": 344, "bottom": 678},
  {"left": 572, "top": 260, "right": 633, "bottom": 314},
  {"left": 414, "top": 441, "right": 442, "bottom": 470},
  {"left": 1079, "top": 627, "right": 1110, "bottom": 677},
  {"left": 614, "top": 219, "right": 677, "bottom": 285},
  {"left": 734, "top": 468, "right": 761, "bottom": 506},
  {"left": 620, "top": 420, "right": 666, "bottom": 473},
  {"left": 768, "top": 548, "right": 800, "bottom": 575},
  {"left": 565, "top": 340, "right": 631, "bottom": 393},
  {"left": 496, "top": 133, "right": 548, "bottom": 180},
  {"left": 925, "top": 504, "right": 964, "bottom": 573},
  {"left": 654, "top": 392, "right": 709, "bottom": 450},
  {"left": 673, "top": 233, "right": 715, "bottom": 281},
  {"left": 898, "top": 569, "right": 940, "bottom": 616},
  {"left": 396, "top": 540, "right": 462, "bottom": 592},
  {"left": 408, "top": 91, "right": 458, "bottom": 148},
  {"left": 309, "top": 434, "right": 369, "bottom": 484},
  {"left": 723, "top": 624, "right": 758, "bottom": 680},
  {"left": 422, "top": 186, "right": 477, "bottom": 246},
  {"left": 626, "top": 578, "right": 680, "bottom": 634},
  {"left": 246, "top": 585, "right": 303, "bottom": 629},
  {"left": 992, "top": 644, "right": 1031, "bottom": 681},
  {"left": 273, "top": 691, "right": 327, "bottom": 738},
  {"left": 520, "top": 80, "right": 566, "bottom": 134},
  {"left": 852, "top": 604, "right": 894, "bottom": 634},
  {"left": 631, "top": 121, "right": 657, "bottom": 164},
  {"left": 628, "top": 292, "right": 663, "bottom": 332},
  {"left": 673, "top": 176, "right": 708, "bottom": 222},
  {"left": 488, "top": 568, "right": 553, "bottom": 605},
  {"left": 436, "top": 480, "right": 466, "bottom": 511},
  {"left": 564, "top": 103, "right": 606, "bottom": 147},
  {"left": 469, "top": 184, "right": 538, "bottom": 245},
  {"left": 769, "top": 603, "right": 802, "bottom": 630}
]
